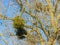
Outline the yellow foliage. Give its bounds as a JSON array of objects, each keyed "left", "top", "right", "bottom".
[
  {"left": 13, "top": 16, "right": 25, "bottom": 29},
  {"left": 35, "top": 2, "right": 42, "bottom": 12}
]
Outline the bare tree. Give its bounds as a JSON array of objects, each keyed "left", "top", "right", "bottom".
[{"left": 0, "top": 0, "right": 60, "bottom": 45}]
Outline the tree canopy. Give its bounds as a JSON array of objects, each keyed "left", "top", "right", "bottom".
[{"left": 0, "top": 0, "right": 60, "bottom": 45}]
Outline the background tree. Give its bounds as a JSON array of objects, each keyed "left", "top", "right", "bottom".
[{"left": 0, "top": 0, "right": 60, "bottom": 45}]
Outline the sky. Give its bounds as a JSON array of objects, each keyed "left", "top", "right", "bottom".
[
  {"left": 0, "top": 0, "right": 20, "bottom": 45},
  {"left": 0, "top": 0, "right": 35, "bottom": 45},
  {"left": 0, "top": 0, "right": 47, "bottom": 45},
  {"left": 0, "top": 0, "right": 59, "bottom": 45}
]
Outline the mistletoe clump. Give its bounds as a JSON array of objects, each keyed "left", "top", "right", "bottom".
[
  {"left": 13, "top": 16, "right": 27, "bottom": 39},
  {"left": 13, "top": 16, "right": 25, "bottom": 29}
]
